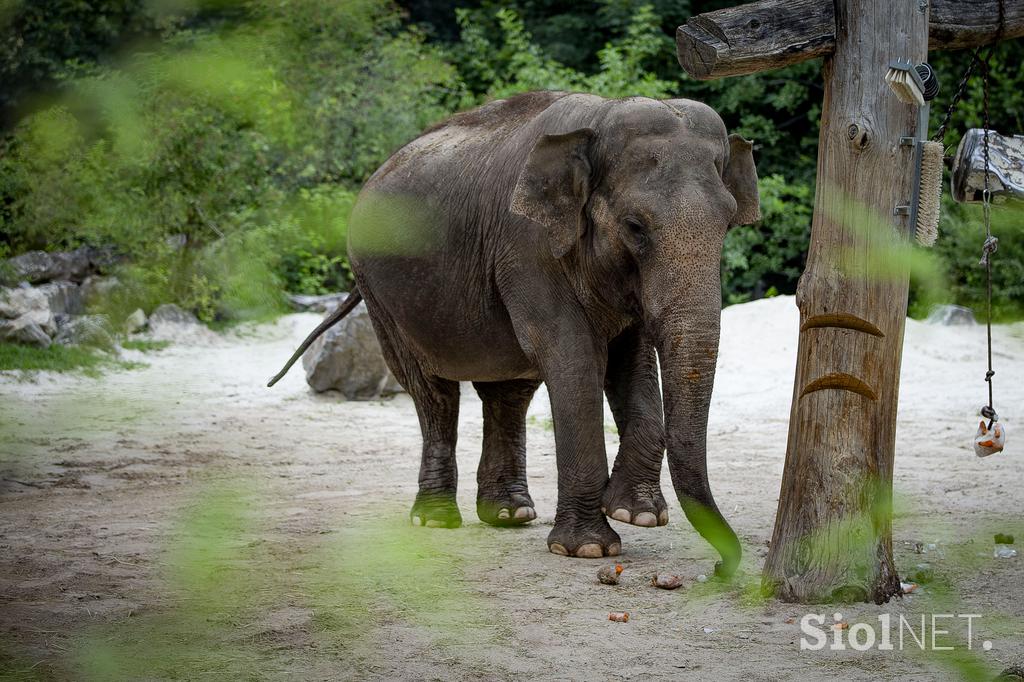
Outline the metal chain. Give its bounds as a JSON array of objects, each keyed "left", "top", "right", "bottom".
[
  {"left": 932, "top": 49, "right": 984, "bottom": 143},
  {"left": 932, "top": 0, "right": 1006, "bottom": 145}
]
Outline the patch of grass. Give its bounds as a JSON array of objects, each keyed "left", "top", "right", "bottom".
[
  {"left": 0, "top": 343, "right": 143, "bottom": 377},
  {"left": 121, "top": 339, "right": 171, "bottom": 352}
]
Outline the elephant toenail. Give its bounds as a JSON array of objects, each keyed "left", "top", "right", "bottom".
[
  {"left": 607, "top": 542, "right": 622, "bottom": 556},
  {"left": 634, "top": 512, "right": 657, "bottom": 527},
  {"left": 658, "top": 510, "right": 669, "bottom": 526},
  {"left": 575, "top": 543, "right": 604, "bottom": 558},
  {"left": 498, "top": 509, "right": 510, "bottom": 520},
  {"left": 514, "top": 507, "right": 534, "bottom": 520},
  {"left": 611, "top": 508, "right": 631, "bottom": 523},
  {"left": 549, "top": 543, "right": 569, "bottom": 556},
  {"left": 425, "top": 519, "right": 444, "bottom": 528}
]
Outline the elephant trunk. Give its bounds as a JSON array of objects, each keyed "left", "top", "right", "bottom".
[{"left": 650, "top": 283, "right": 741, "bottom": 578}]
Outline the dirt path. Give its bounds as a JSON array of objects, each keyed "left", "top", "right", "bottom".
[{"left": 2, "top": 296, "right": 1022, "bottom": 680}]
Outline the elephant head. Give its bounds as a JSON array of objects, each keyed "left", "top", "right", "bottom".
[{"left": 510, "top": 97, "right": 760, "bottom": 575}]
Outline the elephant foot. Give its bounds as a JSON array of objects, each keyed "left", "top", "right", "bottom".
[
  {"left": 477, "top": 489, "right": 536, "bottom": 526},
  {"left": 547, "top": 514, "right": 621, "bottom": 558},
  {"left": 410, "top": 492, "right": 462, "bottom": 529},
  {"left": 602, "top": 474, "right": 669, "bottom": 527}
]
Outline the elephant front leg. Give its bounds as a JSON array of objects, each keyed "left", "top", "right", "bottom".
[
  {"left": 543, "top": 352, "right": 621, "bottom": 558},
  {"left": 473, "top": 379, "right": 541, "bottom": 526},
  {"left": 602, "top": 327, "right": 669, "bottom": 527}
]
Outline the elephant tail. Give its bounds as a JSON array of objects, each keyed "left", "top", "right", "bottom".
[{"left": 266, "top": 289, "right": 363, "bottom": 388}]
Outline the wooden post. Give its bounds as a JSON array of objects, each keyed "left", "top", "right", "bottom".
[
  {"left": 675, "top": 0, "right": 1019, "bottom": 604},
  {"left": 760, "top": 0, "right": 928, "bottom": 603}
]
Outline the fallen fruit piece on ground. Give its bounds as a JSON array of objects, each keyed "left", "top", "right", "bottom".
[
  {"left": 598, "top": 564, "right": 624, "bottom": 585},
  {"left": 608, "top": 612, "right": 629, "bottom": 622},
  {"left": 696, "top": 574, "right": 708, "bottom": 583},
  {"left": 900, "top": 582, "right": 919, "bottom": 594},
  {"left": 651, "top": 573, "right": 684, "bottom": 590},
  {"left": 833, "top": 621, "right": 849, "bottom": 631}
]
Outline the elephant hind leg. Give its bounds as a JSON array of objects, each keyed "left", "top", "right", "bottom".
[
  {"left": 602, "top": 327, "right": 669, "bottom": 528},
  {"left": 408, "top": 374, "right": 462, "bottom": 528},
  {"left": 360, "top": 289, "right": 462, "bottom": 529},
  {"left": 472, "top": 379, "right": 541, "bottom": 526}
]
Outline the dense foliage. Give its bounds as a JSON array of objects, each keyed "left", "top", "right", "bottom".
[{"left": 1, "top": 0, "right": 1021, "bottom": 322}]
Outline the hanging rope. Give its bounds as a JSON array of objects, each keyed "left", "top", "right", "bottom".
[
  {"left": 933, "top": 0, "right": 1006, "bottom": 454},
  {"left": 979, "top": 54, "right": 998, "bottom": 427}
]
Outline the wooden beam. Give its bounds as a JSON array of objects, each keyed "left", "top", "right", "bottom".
[
  {"left": 931, "top": 0, "right": 1024, "bottom": 50},
  {"left": 675, "top": 0, "right": 834, "bottom": 81},
  {"left": 677, "top": 0, "right": 1024, "bottom": 80},
  {"left": 761, "top": 0, "right": 928, "bottom": 603}
]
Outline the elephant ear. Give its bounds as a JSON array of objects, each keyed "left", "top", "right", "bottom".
[
  {"left": 510, "top": 128, "right": 596, "bottom": 259},
  {"left": 724, "top": 134, "right": 761, "bottom": 226}
]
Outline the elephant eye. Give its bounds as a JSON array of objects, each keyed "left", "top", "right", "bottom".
[{"left": 624, "top": 217, "right": 646, "bottom": 236}]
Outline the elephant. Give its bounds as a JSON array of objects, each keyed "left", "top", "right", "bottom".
[{"left": 269, "top": 91, "right": 760, "bottom": 574}]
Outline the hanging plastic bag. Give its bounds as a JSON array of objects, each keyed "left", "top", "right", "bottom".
[{"left": 974, "top": 420, "right": 1006, "bottom": 457}]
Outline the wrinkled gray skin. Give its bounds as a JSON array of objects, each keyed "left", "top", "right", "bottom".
[{"left": 348, "top": 91, "right": 760, "bottom": 572}]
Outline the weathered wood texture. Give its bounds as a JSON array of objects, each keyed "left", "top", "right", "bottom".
[
  {"left": 675, "top": 0, "right": 834, "bottom": 80},
  {"left": 931, "top": 0, "right": 1024, "bottom": 50},
  {"left": 761, "top": 0, "right": 928, "bottom": 604},
  {"left": 951, "top": 128, "right": 1024, "bottom": 203},
  {"left": 677, "top": 0, "right": 1024, "bottom": 79}
]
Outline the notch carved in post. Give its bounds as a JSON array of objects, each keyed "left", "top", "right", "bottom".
[
  {"left": 801, "top": 313, "right": 884, "bottom": 337},
  {"left": 800, "top": 373, "right": 878, "bottom": 401}
]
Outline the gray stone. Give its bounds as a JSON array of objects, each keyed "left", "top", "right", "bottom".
[
  {"left": 124, "top": 308, "right": 147, "bottom": 334},
  {"left": 80, "top": 276, "right": 121, "bottom": 306},
  {"left": 54, "top": 315, "right": 117, "bottom": 350},
  {"left": 6, "top": 251, "right": 62, "bottom": 284},
  {"left": 287, "top": 292, "right": 349, "bottom": 313},
  {"left": 5, "top": 248, "right": 93, "bottom": 284},
  {"left": 36, "top": 281, "right": 83, "bottom": 316},
  {"left": 302, "top": 301, "right": 402, "bottom": 399},
  {"left": 0, "top": 287, "right": 56, "bottom": 335},
  {"left": 926, "top": 304, "right": 977, "bottom": 326},
  {"left": 0, "top": 315, "right": 51, "bottom": 347},
  {"left": 149, "top": 303, "right": 199, "bottom": 327},
  {"left": 146, "top": 303, "right": 217, "bottom": 344}
]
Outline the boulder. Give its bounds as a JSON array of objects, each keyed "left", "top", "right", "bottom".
[
  {"left": 146, "top": 303, "right": 218, "bottom": 344},
  {"left": 926, "top": 304, "right": 976, "bottom": 326},
  {"left": 124, "top": 308, "right": 147, "bottom": 334},
  {"left": 5, "top": 248, "right": 93, "bottom": 284},
  {"left": 5, "top": 251, "right": 62, "bottom": 284},
  {"left": 0, "top": 315, "right": 51, "bottom": 347},
  {"left": 0, "top": 286, "right": 56, "bottom": 336},
  {"left": 302, "top": 301, "right": 401, "bottom": 399},
  {"left": 80, "top": 276, "right": 121, "bottom": 306},
  {"left": 149, "top": 303, "right": 199, "bottom": 327},
  {"left": 36, "top": 281, "right": 84, "bottom": 316},
  {"left": 54, "top": 315, "right": 117, "bottom": 350}
]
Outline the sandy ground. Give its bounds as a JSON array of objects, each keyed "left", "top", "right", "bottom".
[{"left": 1, "top": 295, "right": 1023, "bottom": 680}]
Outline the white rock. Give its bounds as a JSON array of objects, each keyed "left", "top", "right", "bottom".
[
  {"left": 0, "top": 315, "right": 51, "bottom": 347},
  {"left": 124, "top": 308, "right": 147, "bottom": 334}
]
